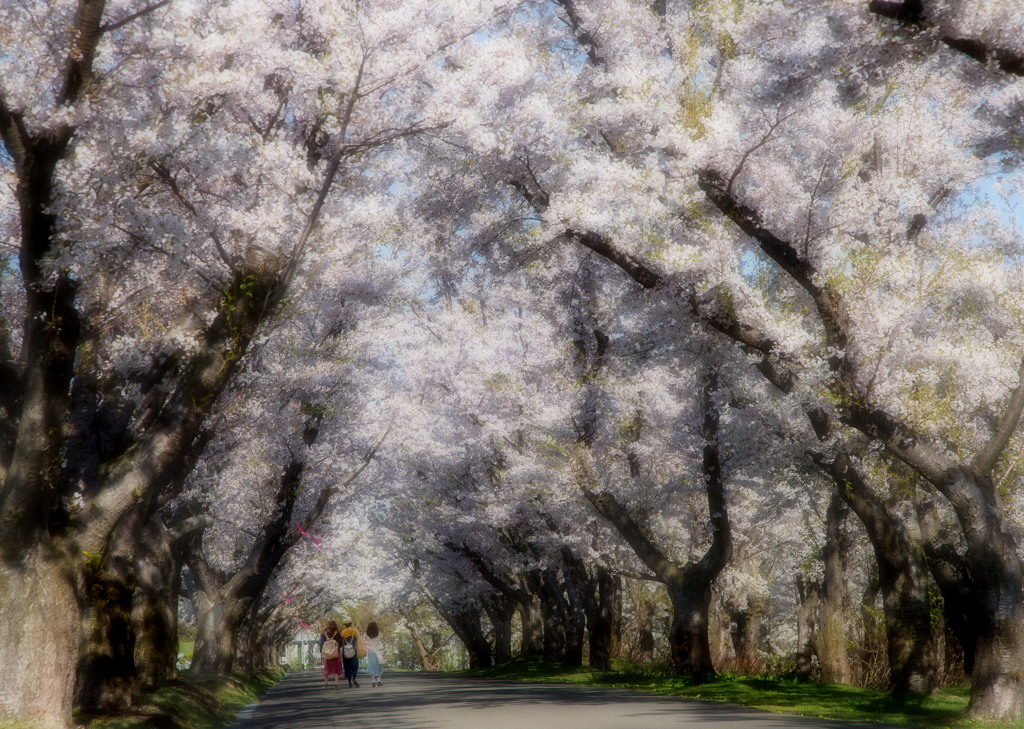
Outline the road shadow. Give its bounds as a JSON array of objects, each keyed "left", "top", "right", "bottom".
[{"left": 238, "top": 670, "right": 892, "bottom": 729}]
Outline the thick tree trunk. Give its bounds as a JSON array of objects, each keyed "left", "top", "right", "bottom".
[
  {"left": 666, "top": 575, "right": 715, "bottom": 680},
  {"left": 75, "top": 502, "right": 155, "bottom": 714},
  {"left": 561, "top": 565, "right": 588, "bottom": 668},
  {"left": 795, "top": 576, "right": 820, "bottom": 680},
  {"left": 483, "top": 595, "right": 516, "bottom": 663},
  {"left": 442, "top": 602, "right": 492, "bottom": 669},
  {"left": 726, "top": 594, "right": 764, "bottom": 672},
  {"left": 75, "top": 558, "right": 138, "bottom": 714},
  {"left": 516, "top": 578, "right": 545, "bottom": 655},
  {"left": 536, "top": 569, "right": 568, "bottom": 664},
  {"left": 191, "top": 591, "right": 248, "bottom": 675},
  {"left": 0, "top": 546, "right": 81, "bottom": 728},
  {"left": 964, "top": 544, "right": 1024, "bottom": 720},
  {"left": 132, "top": 518, "right": 183, "bottom": 689},
  {"left": 234, "top": 610, "right": 260, "bottom": 674},
  {"left": 877, "top": 551, "right": 937, "bottom": 697},
  {"left": 587, "top": 567, "right": 621, "bottom": 670},
  {"left": 818, "top": 494, "right": 851, "bottom": 685},
  {"left": 824, "top": 457, "right": 937, "bottom": 696}
]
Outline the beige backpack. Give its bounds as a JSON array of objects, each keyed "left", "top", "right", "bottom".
[{"left": 322, "top": 632, "right": 340, "bottom": 660}]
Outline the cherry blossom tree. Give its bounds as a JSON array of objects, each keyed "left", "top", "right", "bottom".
[
  {"left": 403, "top": 0, "right": 1023, "bottom": 717},
  {"left": 0, "top": 0, "right": 510, "bottom": 724}
]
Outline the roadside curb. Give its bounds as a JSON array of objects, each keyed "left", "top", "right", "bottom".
[{"left": 222, "top": 670, "right": 297, "bottom": 729}]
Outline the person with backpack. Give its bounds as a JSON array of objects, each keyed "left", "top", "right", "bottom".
[
  {"left": 319, "top": 619, "right": 344, "bottom": 689},
  {"left": 339, "top": 618, "right": 360, "bottom": 687}
]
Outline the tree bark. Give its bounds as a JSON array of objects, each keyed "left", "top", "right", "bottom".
[
  {"left": 795, "top": 576, "right": 820, "bottom": 680},
  {"left": 188, "top": 575, "right": 258, "bottom": 675},
  {"left": 132, "top": 514, "right": 199, "bottom": 689},
  {"left": 561, "top": 550, "right": 621, "bottom": 671},
  {"left": 581, "top": 369, "right": 731, "bottom": 680},
  {"left": 482, "top": 594, "right": 516, "bottom": 664},
  {"left": 593, "top": 567, "right": 622, "bottom": 669},
  {"left": 0, "top": 545, "right": 82, "bottom": 728},
  {"left": 435, "top": 599, "right": 492, "bottom": 669},
  {"left": 560, "top": 563, "right": 588, "bottom": 668},
  {"left": 75, "top": 510, "right": 141, "bottom": 715},
  {"left": 535, "top": 569, "right": 569, "bottom": 664},
  {"left": 818, "top": 494, "right": 851, "bottom": 685},
  {"left": 821, "top": 456, "right": 937, "bottom": 696},
  {"left": 726, "top": 594, "right": 764, "bottom": 673}
]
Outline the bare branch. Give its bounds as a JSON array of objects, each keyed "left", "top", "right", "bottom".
[
  {"left": 726, "top": 106, "right": 797, "bottom": 195},
  {"left": 973, "top": 357, "right": 1024, "bottom": 476},
  {"left": 99, "top": 0, "right": 172, "bottom": 34}
]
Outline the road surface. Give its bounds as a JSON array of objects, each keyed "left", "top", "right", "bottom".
[{"left": 229, "top": 670, "right": 887, "bottom": 729}]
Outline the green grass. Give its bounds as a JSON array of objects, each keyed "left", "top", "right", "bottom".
[
  {"left": 74, "top": 668, "right": 284, "bottom": 729},
  {"left": 467, "top": 658, "right": 1011, "bottom": 729}
]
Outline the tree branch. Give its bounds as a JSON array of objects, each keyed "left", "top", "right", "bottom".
[
  {"left": 581, "top": 487, "right": 683, "bottom": 585},
  {"left": 100, "top": 0, "right": 173, "bottom": 35},
  {"left": 695, "top": 369, "right": 732, "bottom": 580},
  {"left": 59, "top": 0, "right": 109, "bottom": 107},
  {"left": 452, "top": 541, "right": 527, "bottom": 606},
  {"left": 973, "top": 356, "right": 1024, "bottom": 476},
  {"left": 868, "top": 1, "right": 1024, "bottom": 77}
]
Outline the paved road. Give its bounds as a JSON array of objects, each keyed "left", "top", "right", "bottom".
[{"left": 230, "top": 670, "right": 889, "bottom": 729}]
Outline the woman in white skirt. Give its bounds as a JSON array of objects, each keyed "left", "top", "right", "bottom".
[{"left": 364, "top": 621, "right": 386, "bottom": 686}]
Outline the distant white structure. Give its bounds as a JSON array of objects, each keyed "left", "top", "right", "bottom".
[{"left": 285, "top": 629, "right": 322, "bottom": 669}]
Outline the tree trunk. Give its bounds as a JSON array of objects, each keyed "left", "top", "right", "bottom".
[
  {"left": 726, "top": 594, "right": 764, "bottom": 673},
  {"left": 964, "top": 542, "right": 1024, "bottom": 720},
  {"left": 824, "top": 456, "right": 937, "bottom": 696},
  {"left": 560, "top": 564, "right": 587, "bottom": 668},
  {"left": 587, "top": 567, "right": 621, "bottom": 670},
  {"left": 536, "top": 569, "right": 568, "bottom": 664},
  {"left": 580, "top": 369, "right": 731, "bottom": 680},
  {"left": 75, "top": 555, "right": 138, "bottom": 714},
  {"left": 795, "top": 576, "right": 820, "bottom": 680},
  {"left": 516, "top": 578, "right": 545, "bottom": 655},
  {"left": 75, "top": 501, "right": 158, "bottom": 714},
  {"left": 441, "top": 601, "right": 492, "bottom": 669},
  {"left": 483, "top": 595, "right": 516, "bottom": 663},
  {"left": 409, "top": 624, "right": 444, "bottom": 671},
  {"left": 818, "top": 494, "right": 851, "bottom": 685},
  {"left": 666, "top": 573, "right": 715, "bottom": 680},
  {"left": 0, "top": 545, "right": 81, "bottom": 728},
  {"left": 132, "top": 517, "right": 184, "bottom": 689},
  {"left": 190, "top": 591, "right": 248, "bottom": 675}
]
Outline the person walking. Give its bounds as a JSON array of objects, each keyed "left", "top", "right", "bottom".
[
  {"left": 364, "top": 621, "right": 386, "bottom": 687},
  {"left": 319, "top": 619, "right": 344, "bottom": 689},
  {"left": 340, "top": 618, "right": 361, "bottom": 687}
]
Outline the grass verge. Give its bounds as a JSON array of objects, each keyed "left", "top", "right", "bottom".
[
  {"left": 73, "top": 667, "right": 285, "bottom": 729},
  {"left": 467, "top": 657, "right": 1011, "bottom": 729}
]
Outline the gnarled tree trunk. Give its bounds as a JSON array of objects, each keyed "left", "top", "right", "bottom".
[
  {"left": 795, "top": 576, "right": 820, "bottom": 680},
  {"left": 483, "top": 594, "right": 516, "bottom": 664},
  {"left": 0, "top": 545, "right": 82, "bottom": 728},
  {"left": 580, "top": 369, "right": 732, "bottom": 680},
  {"left": 818, "top": 494, "right": 851, "bottom": 685},
  {"left": 822, "top": 457, "right": 937, "bottom": 696}
]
